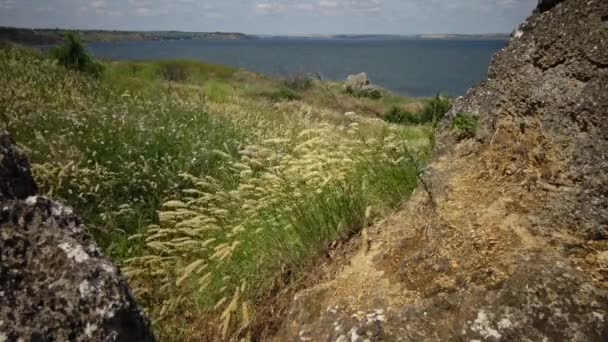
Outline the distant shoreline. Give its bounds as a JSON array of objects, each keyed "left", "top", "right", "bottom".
[
  {"left": 0, "top": 27, "right": 255, "bottom": 45},
  {"left": 257, "top": 34, "right": 510, "bottom": 41},
  {"left": 1, "top": 27, "right": 510, "bottom": 45}
]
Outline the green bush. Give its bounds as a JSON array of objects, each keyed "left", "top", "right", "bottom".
[
  {"left": 51, "top": 32, "right": 103, "bottom": 77},
  {"left": 263, "top": 87, "right": 302, "bottom": 102},
  {"left": 345, "top": 86, "right": 382, "bottom": 100},
  {"left": 159, "top": 62, "right": 189, "bottom": 82},
  {"left": 419, "top": 95, "right": 452, "bottom": 123},
  {"left": 453, "top": 112, "right": 479, "bottom": 139},
  {"left": 384, "top": 106, "right": 420, "bottom": 125}
]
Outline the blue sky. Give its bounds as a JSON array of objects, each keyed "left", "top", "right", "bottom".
[{"left": 0, "top": 0, "right": 537, "bottom": 35}]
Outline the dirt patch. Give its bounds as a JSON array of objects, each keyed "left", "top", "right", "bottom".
[{"left": 273, "top": 1, "right": 608, "bottom": 340}]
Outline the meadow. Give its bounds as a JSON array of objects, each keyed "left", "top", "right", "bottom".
[{"left": 0, "top": 41, "right": 442, "bottom": 340}]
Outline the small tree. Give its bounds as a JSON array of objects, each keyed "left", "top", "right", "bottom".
[
  {"left": 52, "top": 32, "right": 103, "bottom": 77},
  {"left": 420, "top": 94, "right": 452, "bottom": 123}
]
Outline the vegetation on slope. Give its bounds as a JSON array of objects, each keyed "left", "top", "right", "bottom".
[
  {"left": 0, "top": 26, "right": 253, "bottom": 45},
  {"left": 0, "top": 41, "right": 440, "bottom": 340}
]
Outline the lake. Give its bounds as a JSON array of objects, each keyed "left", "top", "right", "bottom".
[{"left": 89, "top": 38, "right": 507, "bottom": 97}]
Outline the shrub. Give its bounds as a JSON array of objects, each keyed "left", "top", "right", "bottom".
[
  {"left": 453, "top": 112, "right": 479, "bottom": 139},
  {"left": 384, "top": 106, "right": 420, "bottom": 125},
  {"left": 419, "top": 95, "right": 452, "bottom": 123},
  {"left": 345, "top": 86, "right": 382, "bottom": 100},
  {"left": 159, "top": 62, "right": 189, "bottom": 82},
  {"left": 365, "top": 88, "right": 383, "bottom": 100},
  {"left": 51, "top": 32, "right": 103, "bottom": 77},
  {"left": 262, "top": 87, "right": 302, "bottom": 102}
]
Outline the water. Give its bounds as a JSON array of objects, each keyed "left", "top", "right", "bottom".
[{"left": 89, "top": 38, "right": 507, "bottom": 97}]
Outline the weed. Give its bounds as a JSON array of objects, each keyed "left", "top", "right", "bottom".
[
  {"left": 419, "top": 95, "right": 452, "bottom": 123},
  {"left": 262, "top": 88, "right": 302, "bottom": 102},
  {"left": 453, "top": 111, "right": 479, "bottom": 139},
  {"left": 345, "top": 86, "right": 382, "bottom": 100},
  {"left": 384, "top": 106, "right": 420, "bottom": 125}
]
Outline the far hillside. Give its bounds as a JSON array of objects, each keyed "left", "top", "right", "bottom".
[{"left": 0, "top": 27, "right": 254, "bottom": 45}]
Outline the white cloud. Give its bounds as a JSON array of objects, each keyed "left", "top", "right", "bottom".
[
  {"left": 0, "top": 0, "right": 537, "bottom": 35},
  {"left": 0, "top": 0, "right": 15, "bottom": 9},
  {"left": 90, "top": 0, "right": 106, "bottom": 9},
  {"left": 135, "top": 7, "right": 152, "bottom": 16}
]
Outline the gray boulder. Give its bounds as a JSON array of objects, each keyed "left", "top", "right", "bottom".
[
  {"left": 0, "top": 133, "right": 37, "bottom": 200},
  {"left": 536, "top": 0, "right": 565, "bottom": 13},
  {"left": 0, "top": 130, "right": 155, "bottom": 341},
  {"left": 345, "top": 72, "right": 370, "bottom": 90}
]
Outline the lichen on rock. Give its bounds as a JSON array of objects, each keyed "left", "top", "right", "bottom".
[{"left": 0, "top": 130, "right": 155, "bottom": 341}]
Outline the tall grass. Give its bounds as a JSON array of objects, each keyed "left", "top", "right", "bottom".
[{"left": 1, "top": 44, "right": 432, "bottom": 340}]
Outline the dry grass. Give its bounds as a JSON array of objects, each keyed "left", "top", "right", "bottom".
[{"left": 1, "top": 44, "right": 432, "bottom": 340}]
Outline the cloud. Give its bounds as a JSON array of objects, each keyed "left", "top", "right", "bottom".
[
  {"left": 90, "top": 1, "right": 106, "bottom": 9},
  {"left": 0, "top": 0, "right": 537, "bottom": 34},
  {"left": 0, "top": 0, "right": 16, "bottom": 9}
]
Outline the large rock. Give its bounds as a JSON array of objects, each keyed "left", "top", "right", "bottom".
[
  {"left": 0, "top": 130, "right": 155, "bottom": 341},
  {"left": 0, "top": 133, "right": 37, "bottom": 200},
  {"left": 448, "top": 0, "right": 608, "bottom": 240},
  {"left": 345, "top": 72, "right": 370, "bottom": 90},
  {"left": 536, "top": 0, "right": 566, "bottom": 13},
  {"left": 276, "top": 1, "right": 608, "bottom": 340}
]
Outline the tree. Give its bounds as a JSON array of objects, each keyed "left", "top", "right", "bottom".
[{"left": 52, "top": 32, "right": 103, "bottom": 76}]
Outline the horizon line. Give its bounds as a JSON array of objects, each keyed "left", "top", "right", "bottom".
[{"left": 0, "top": 26, "right": 512, "bottom": 37}]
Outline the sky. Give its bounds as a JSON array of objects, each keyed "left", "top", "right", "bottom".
[{"left": 0, "top": 0, "right": 537, "bottom": 35}]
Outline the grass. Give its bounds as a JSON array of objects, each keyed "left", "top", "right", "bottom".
[
  {"left": 453, "top": 111, "right": 479, "bottom": 139},
  {"left": 1, "top": 43, "right": 434, "bottom": 340},
  {"left": 384, "top": 95, "right": 453, "bottom": 125}
]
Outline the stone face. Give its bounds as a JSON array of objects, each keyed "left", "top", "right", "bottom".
[
  {"left": 345, "top": 72, "right": 370, "bottom": 90},
  {"left": 0, "top": 130, "right": 155, "bottom": 341},
  {"left": 0, "top": 132, "right": 37, "bottom": 200},
  {"left": 277, "top": 1, "right": 608, "bottom": 341},
  {"left": 536, "top": 0, "right": 566, "bottom": 13},
  {"left": 394, "top": 256, "right": 608, "bottom": 341},
  {"left": 448, "top": 0, "right": 608, "bottom": 240}
]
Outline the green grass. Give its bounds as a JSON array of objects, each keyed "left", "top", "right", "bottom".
[
  {"left": 1, "top": 44, "right": 433, "bottom": 340},
  {"left": 384, "top": 95, "right": 453, "bottom": 125},
  {"left": 260, "top": 87, "right": 302, "bottom": 102},
  {"left": 453, "top": 111, "right": 479, "bottom": 139}
]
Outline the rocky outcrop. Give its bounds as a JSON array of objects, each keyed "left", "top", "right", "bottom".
[
  {"left": 536, "top": 0, "right": 566, "bottom": 13},
  {"left": 0, "top": 130, "right": 155, "bottom": 341},
  {"left": 276, "top": 1, "right": 608, "bottom": 341},
  {"left": 447, "top": 0, "right": 608, "bottom": 240},
  {"left": 345, "top": 72, "right": 385, "bottom": 98},
  {"left": 0, "top": 133, "right": 37, "bottom": 200},
  {"left": 345, "top": 72, "right": 370, "bottom": 89}
]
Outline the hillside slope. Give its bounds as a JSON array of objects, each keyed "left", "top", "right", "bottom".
[{"left": 276, "top": 0, "right": 608, "bottom": 340}]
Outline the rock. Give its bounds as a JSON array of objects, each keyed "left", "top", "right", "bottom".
[
  {"left": 536, "top": 0, "right": 565, "bottom": 13},
  {"left": 345, "top": 73, "right": 370, "bottom": 90},
  {"left": 394, "top": 256, "right": 608, "bottom": 341},
  {"left": 597, "top": 251, "right": 608, "bottom": 269},
  {"left": 0, "top": 133, "right": 37, "bottom": 200},
  {"left": 277, "top": 1, "right": 608, "bottom": 341},
  {"left": 447, "top": 0, "right": 608, "bottom": 240},
  {"left": 0, "top": 130, "right": 155, "bottom": 341},
  {"left": 462, "top": 257, "right": 608, "bottom": 341}
]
